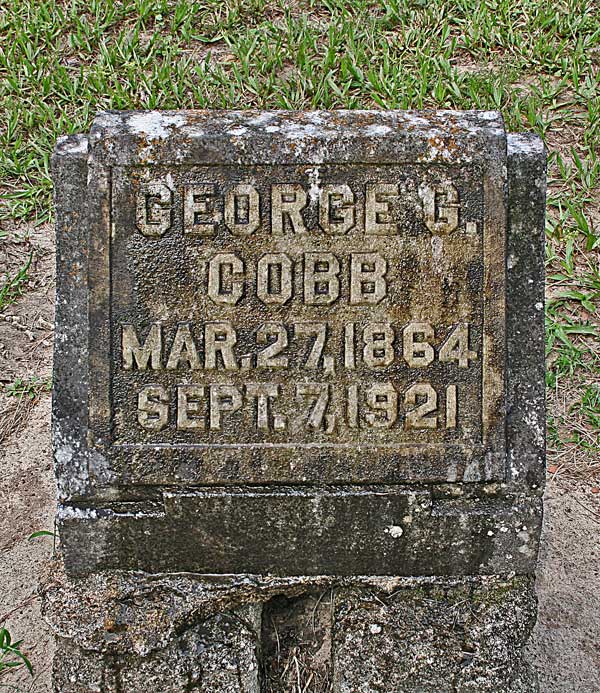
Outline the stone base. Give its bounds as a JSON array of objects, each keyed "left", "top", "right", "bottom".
[
  {"left": 333, "top": 581, "right": 538, "bottom": 692},
  {"left": 42, "top": 564, "right": 538, "bottom": 692}
]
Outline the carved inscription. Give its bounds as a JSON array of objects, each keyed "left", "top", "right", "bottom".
[
  {"left": 123, "top": 321, "right": 476, "bottom": 432},
  {"left": 136, "top": 181, "right": 463, "bottom": 238},
  {"left": 199, "top": 252, "right": 388, "bottom": 306},
  {"left": 110, "top": 163, "right": 488, "bottom": 458}
]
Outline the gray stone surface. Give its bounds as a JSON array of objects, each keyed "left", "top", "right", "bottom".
[
  {"left": 506, "top": 133, "right": 547, "bottom": 491},
  {"left": 52, "top": 110, "right": 544, "bottom": 577},
  {"left": 44, "top": 567, "right": 263, "bottom": 692},
  {"left": 49, "top": 111, "right": 546, "bottom": 691},
  {"left": 333, "top": 577, "right": 538, "bottom": 693},
  {"left": 51, "top": 612, "right": 260, "bottom": 693},
  {"left": 42, "top": 567, "right": 538, "bottom": 693},
  {"left": 57, "top": 488, "right": 542, "bottom": 576}
]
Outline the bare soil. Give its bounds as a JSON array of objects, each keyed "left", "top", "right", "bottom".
[{"left": 0, "top": 228, "right": 598, "bottom": 692}]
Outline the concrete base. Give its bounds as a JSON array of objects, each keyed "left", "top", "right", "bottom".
[{"left": 43, "top": 565, "right": 538, "bottom": 692}]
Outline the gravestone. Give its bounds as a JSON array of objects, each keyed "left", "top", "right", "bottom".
[{"left": 47, "top": 111, "right": 545, "bottom": 692}]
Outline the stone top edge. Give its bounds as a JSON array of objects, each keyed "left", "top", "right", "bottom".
[
  {"left": 54, "top": 133, "right": 89, "bottom": 157},
  {"left": 507, "top": 132, "right": 546, "bottom": 157},
  {"left": 53, "top": 127, "right": 549, "bottom": 160},
  {"left": 53, "top": 109, "right": 510, "bottom": 167},
  {"left": 88, "top": 108, "right": 505, "bottom": 140}
]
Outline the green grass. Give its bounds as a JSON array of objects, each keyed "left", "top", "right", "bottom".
[
  {"left": 0, "top": 0, "right": 598, "bottom": 473},
  {"left": 0, "top": 253, "right": 32, "bottom": 312},
  {"left": 2, "top": 376, "right": 52, "bottom": 401},
  {"left": 578, "top": 384, "right": 600, "bottom": 440},
  {"left": 1, "top": 0, "right": 598, "bottom": 220},
  {"left": 0, "top": 627, "right": 32, "bottom": 679}
]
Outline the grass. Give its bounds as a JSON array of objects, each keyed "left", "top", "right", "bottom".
[
  {"left": 0, "top": 628, "right": 32, "bottom": 679},
  {"left": 0, "top": 0, "right": 598, "bottom": 478},
  {"left": 2, "top": 376, "right": 52, "bottom": 401},
  {"left": 0, "top": 376, "right": 52, "bottom": 450},
  {"left": 0, "top": 253, "right": 32, "bottom": 312}
]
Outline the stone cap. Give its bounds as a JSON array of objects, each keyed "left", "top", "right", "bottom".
[{"left": 84, "top": 109, "right": 506, "bottom": 166}]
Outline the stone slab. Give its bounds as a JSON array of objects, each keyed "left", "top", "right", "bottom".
[
  {"left": 58, "top": 487, "right": 542, "bottom": 576},
  {"left": 106, "top": 155, "right": 501, "bottom": 485},
  {"left": 332, "top": 577, "right": 538, "bottom": 692},
  {"left": 506, "top": 133, "right": 546, "bottom": 488},
  {"left": 52, "top": 112, "right": 545, "bottom": 577},
  {"left": 51, "top": 609, "right": 260, "bottom": 693}
]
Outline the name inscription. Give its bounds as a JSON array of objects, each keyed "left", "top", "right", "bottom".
[{"left": 136, "top": 180, "right": 463, "bottom": 238}]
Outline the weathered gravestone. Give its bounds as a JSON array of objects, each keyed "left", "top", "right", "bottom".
[{"left": 46, "top": 110, "right": 545, "bottom": 692}]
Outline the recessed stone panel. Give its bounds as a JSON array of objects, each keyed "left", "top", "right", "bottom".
[{"left": 101, "top": 160, "right": 503, "bottom": 484}]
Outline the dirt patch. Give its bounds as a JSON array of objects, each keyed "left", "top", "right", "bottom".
[
  {"left": 0, "top": 395, "right": 55, "bottom": 693},
  {"left": 530, "top": 483, "right": 600, "bottom": 692},
  {"left": 0, "top": 223, "right": 56, "bottom": 692},
  {"left": 0, "top": 223, "right": 54, "bottom": 447}
]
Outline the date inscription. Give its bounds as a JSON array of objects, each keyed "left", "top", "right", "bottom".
[{"left": 123, "top": 320, "right": 474, "bottom": 433}]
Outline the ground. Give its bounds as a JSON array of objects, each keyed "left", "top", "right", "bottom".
[{"left": 0, "top": 0, "right": 599, "bottom": 691}]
